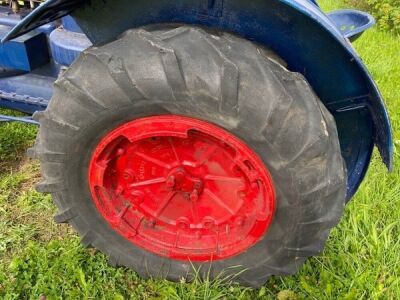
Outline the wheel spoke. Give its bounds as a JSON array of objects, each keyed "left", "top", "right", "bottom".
[
  {"left": 117, "top": 204, "right": 130, "bottom": 218},
  {"left": 169, "top": 137, "right": 181, "bottom": 164},
  {"left": 129, "top": 177, "right": 167, "bottom": 188},
  {"left": 133, "top": 215, "right": 145, "bottom": 235},
  {"left": 191, "top": 145, "right": 218, "bottom": 167},
  {"left": 204, "top": 188, "right": 235, "bottom": 215},
  {"left": 112, "top": 204, "right": 131, "bottom": 226},
  {"left": 190, "top": 198, "right": 200, "bottom": 224},
  {"left": 204, "top": 175, "right": 245, "bottom": 185},
  {"left": 154, "top": 191, "right": 177, "bottom": 217},
  {"left": 134, "top": 151, "right": 172, "bottom": 169}
]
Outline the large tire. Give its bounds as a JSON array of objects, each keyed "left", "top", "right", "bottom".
[{"left": 29, "top": 26, "right": 346, "bottom": 287}]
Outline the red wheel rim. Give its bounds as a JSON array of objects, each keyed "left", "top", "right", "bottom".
[{"left": 88, "top": 115, "right": 276, "bottom": 261}]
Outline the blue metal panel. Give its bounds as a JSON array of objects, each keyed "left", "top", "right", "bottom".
[
  {"left": 328, "top": 10, "right": 375, "bottom": 42},
  {"left": 0, "top": 6, "right": 59, "bottom": 112},
  {"left": 0, "top": 64, "right": 56, "bottom": 114},
  {"left": 0, "top": 25, "right": 49, "bottom": 71},
  {"left": 50, "top": 27, "right": 92, "bottom": 66},
  {"left": 62, "top": 15, "right": 84, "bottom": 33}
]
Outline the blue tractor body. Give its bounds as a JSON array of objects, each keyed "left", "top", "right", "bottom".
[{"left": 0, "top": 0, "right": 393, "bottom": 202}]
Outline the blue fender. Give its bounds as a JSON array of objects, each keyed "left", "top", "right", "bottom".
[{"left": 3, "top": 0, "right": 393, "bottom": 200}]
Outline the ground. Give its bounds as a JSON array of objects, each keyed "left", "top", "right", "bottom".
[{"left": 0, "top": 0, "right": 399, "bottom": 299}]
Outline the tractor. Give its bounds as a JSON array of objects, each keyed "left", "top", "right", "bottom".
[{"left": 0, "top": 0, "right": 393, "bottom": 287}]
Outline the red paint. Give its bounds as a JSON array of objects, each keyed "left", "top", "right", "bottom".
[{"left": 88, "top": 115, "right": 275, "bottom": 261}]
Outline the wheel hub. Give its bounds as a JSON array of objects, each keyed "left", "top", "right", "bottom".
[
  {"left": 88, "top": 115, "right": 276, "bottom": 261},
  {"left": 166, "top": 167, "right": 203, "bottom": 195}
]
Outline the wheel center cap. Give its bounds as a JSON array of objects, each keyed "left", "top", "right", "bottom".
[{"left": 166, "top": 168, "right": 203, "bottom": 197}]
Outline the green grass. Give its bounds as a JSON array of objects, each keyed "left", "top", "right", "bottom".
[
  {"left": 1, "top": 1, "right": 399, "bottom": 299},
  {"left": 0, "top": 109, "right": 37, "bottom": 172}
]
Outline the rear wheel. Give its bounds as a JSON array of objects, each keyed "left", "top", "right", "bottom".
[{"left": 30, "top": 25, "right": 346, "bottom": 287}]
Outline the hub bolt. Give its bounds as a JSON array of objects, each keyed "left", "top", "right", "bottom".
[
  {"left": 177, "top": 218, "right": 190, "bottom": 230},
  {"left": 116, "top": 148, "right": 125, "bottom": 156},
  {"left": 123, "top": 170, "right": 135, "bottom": 180},
  {"left": 237, "top": 217, "right": 245, "bottom": 226},
  {"left": 149, "top": 219, "right": 156, "bottom": 228},
  {"left": 166, "top": 176, "right": 176, "bottom": 188},
  {"left": 203, "top": 218, "right": 215, "bottom": 229},
  {"left": 190, "top": 189, "right": 199, "bottom": 202}
]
